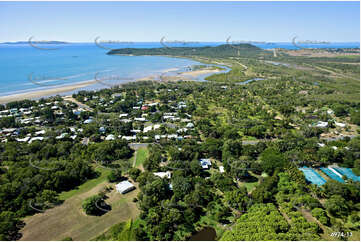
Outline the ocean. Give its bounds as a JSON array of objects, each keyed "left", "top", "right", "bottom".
[{"left": 0, "top": 42, "right": 359, "bottom": 97}]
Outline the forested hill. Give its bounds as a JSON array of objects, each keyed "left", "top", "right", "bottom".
[{"left": 107, "top": 43, "right": 267, "bottom": 58}]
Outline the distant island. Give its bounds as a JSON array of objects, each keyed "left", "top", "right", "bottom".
[
  {"left": 107, "top": 43, "right": 268, "bottom": 58},
  {"left": 2, "top": 41, "right": 69, "bottom": 44}
]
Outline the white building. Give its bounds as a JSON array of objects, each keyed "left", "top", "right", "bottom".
[
  {"left": 143, "top": 126, "right": 153, "bottom": 133},
  {"left": 105, "top": 134, "right": 115, "bottom": 141},
  {"left": 327, "top": 109, "right": 334, "bottom": 115},
  {"left": 200, "top": 159, "right": 212, "bottom": 169},
  {"left": 315, "top": 121, "right": 328, "bottom": 128},
  {"left": 153, "top": 171, "right": 172, "bottom": 179},
  {"left": 28, "top": 137, "right": 44, "bottom": 144},
  {"left": 335, "top": 122, "right": 346, "bottom": 128},
  {"left": 119, "top": 113, "right": 128, "bottom": 118},
  {"left": 186, "top": 123, "right": 195, "bottom": 128},
  {"left": 134, "top": 117, "right": 146, "bottom": 122},
  {"left": 120, "top": 119, "right": 132, "bottom": 123},
  {"left": 121, "top": 135, "right": 136, "bottom": 141},
  {"left": 219, "top": 166, "right": 225, "bottom": 173},
  {"left": 16, "top": 137, "right": 30, "bottom": 142},
  {"left": 167, "top": 134, "right": 178, "bottom": 139},
  {"left": 84, "top": 119, "right": 93, "bottom": 124},
  {"left": 177, "top": 128, "right": 188, "bottom": 133},
  {"left": 116, "top": 181, "right": 135, "bottom": 194},
  {"left": 56, "top": 133, "right": 68, "bottom": 139}
]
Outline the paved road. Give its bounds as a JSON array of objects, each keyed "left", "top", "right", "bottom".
[
  {"left": 321, "top": 135, "right": 357, "bottom": 142},
  {"left": 129, "top": 143, "right": 150, "bottom": 150},
  {"left": 63, "top": 96, "right": 93, "bottom": 111},
  {"left": 242, "top": 140, "right": 260, "bottom": 145}
]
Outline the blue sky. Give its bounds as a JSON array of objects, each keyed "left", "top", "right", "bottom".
[{"left": 0, "top": 1, "right": 359, "bottom": 42}]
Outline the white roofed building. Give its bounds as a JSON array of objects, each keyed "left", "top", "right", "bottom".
[
  {"left": 200, "top": 159, "right": 212, "bottom": 169},
  {"left": 134, "top": 117, "right": 147, "bottom": 122},
  {"left": 314, "top": 121, "right": 328, "bottom": 128},
  {"left": 105, "top": 134, "right": 115, "bottom": 141},
  {"left": 116, "top": 180, "right": 135, "bottom": 194},
  {"left": 335, "top": 122, "right": 346, "bottom": 128},
  {"left": 186, "top": 123, "right": 195, "bottom": 128},
  {"left": 219, "top": 166, "right": 225, "bottom": 173},
  {"left": 153, "top": 171, "right": 172, "bottom": 179}
]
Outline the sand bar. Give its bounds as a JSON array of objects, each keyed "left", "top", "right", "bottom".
[{"left": 180, "top": 69, "right": 221, "bottom": 77}]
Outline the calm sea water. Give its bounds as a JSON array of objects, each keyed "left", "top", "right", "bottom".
[
  {"left": 0, "top": 42, "right": 359, "bottom": 96},
  {"left": 0, "top": 43, "right": 202, "bottom": 96}
]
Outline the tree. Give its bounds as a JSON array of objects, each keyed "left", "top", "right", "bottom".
[
  {"left": 260, "top": 148, "right": 287, "bottom": 175},
  {"left": 323, "top": 180, "right": 359, "bottom": 203},
  {"left": 190, "top": 159, "right": 202, "bottom": 176},
  {"left": 333, "top": 104, "right": 348, "bottom": 117},
  {"left": 91, "top": 140, "right": 133, "bottom": 163},
  {"left": 201, "top": 138, "right": 222, "bottom": 159},
  {"left": 223, "top": 187, "right": 250, "bottom": 212},
  {"left": 222, "top": 139, "right": 242, "bottom": 161},
  {"left": 311, "top": 208, "right": 329, "bottom": 225},
  {"left": 251, "top": 173, "right": 279, "bottom": 203},
  {"left": 325, "top": 195, "right": 349, "bottom": 218},
  {"left": 143, "top": 146, "right": 162, "bottom": 171},
  {"left": 172, "top": 176, "right": 192, "bottom": 200},
  {"left": 128, "top": 168, "right": 141, "bottom": 181},
  {"left": 0, "top": 116, "right": 16, "bottom": 128},
  {"left": 210, "top": 173, "right": 236, "bottom": 192},
  {"left": 107, "top": 169, "right": 123, "bottom": 182},
  {"left": 34, "top": 190, "right": 60, "bottom": 210},
  {"left": 82, "top": 195, "right": 109, "bottom": 216},
  {"left": 317, "top": 147, "right": 335, "bottom": 165},
  {"left": 350, "top": 110, "right": 360, "bottom": 125},
  {"left": 220, "top": 203, "right": 289, "bottom": 241},
  {"left": 0, "top": 211, "right": 23, "bottom": 241}
]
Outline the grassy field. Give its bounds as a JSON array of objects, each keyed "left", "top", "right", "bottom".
[
  {"left": 241, "top": 181, "right": 258, "bottom": 193},
  {"left": 92, "top": 218, "right": 142, "bottom": 241},
  {"left": 134, "top": 147, "right": 149, "bottom": 168},
  {"left": 20, "top": 167, "right": 140, "bottom": 241},
  {"left": 59, "top": 166, "right": 111, "bottom": 201}
]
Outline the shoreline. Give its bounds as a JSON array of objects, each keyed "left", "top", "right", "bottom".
[
  {"left": 0, "top": 80, "right": 98, "bottom": 104},
  {"left": 0, "top": 67, "right": 224, "bottom": 104}
]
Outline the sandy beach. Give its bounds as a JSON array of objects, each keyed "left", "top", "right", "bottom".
[
  {"left": 0, "top": 80, "right": 98, "bottom": 104},
  {"left": 0, "top": 68, "right": 223, "bottom": 104}
]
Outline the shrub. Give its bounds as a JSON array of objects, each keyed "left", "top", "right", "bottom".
[
  {"left": 82, "top": 195, "right": 109, "bottom": 216},
  {"left": 311, "top": 208, "right": 329, "bottom": 225}
]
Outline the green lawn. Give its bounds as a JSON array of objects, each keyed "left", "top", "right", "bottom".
[
  {"left": 59, "top": 166, "right": 111, "bottom": 201},
  {"left": 135, "top": 147, "right": 149, "bottom": 168},
  {"left": 242, "top": 181, "right": 258, "bottom": 192}
]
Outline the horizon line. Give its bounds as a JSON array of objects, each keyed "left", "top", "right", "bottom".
[{"left": 2, "top": 40, "right": 360, "bottom": 44}]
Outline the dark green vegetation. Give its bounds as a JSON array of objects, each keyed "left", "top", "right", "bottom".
[
  {"left": 69, "top": 79, "right": 358, "bottom": 240},
  {"left": 221, "top": 203, "right": 314, "bottom": 240},
  {"left": 0, "top": 116, "right": 133, "bottom": 240},
  {"left": 0, "top": 44, "right": 359, "bottom": 240},
  {"left": 107, "top": 43, "right": 267, "bottom": 58}
]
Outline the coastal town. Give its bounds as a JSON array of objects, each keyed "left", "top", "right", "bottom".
[
  {"left": 0, "top": 1, "right": 360, "bottom": 241},
  {"left": 0, "top": 55, "right": 359, "bottom": 240}
]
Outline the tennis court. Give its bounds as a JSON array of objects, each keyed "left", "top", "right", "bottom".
[
  {"left": 320, "top": 167, "right": 344, "bottom": 183},
  {"left": 332, "top": 167, "right": 360, "bottom": 182},
  {"left": 299, "top": 167, "right": 326, "bottom": 186}
]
